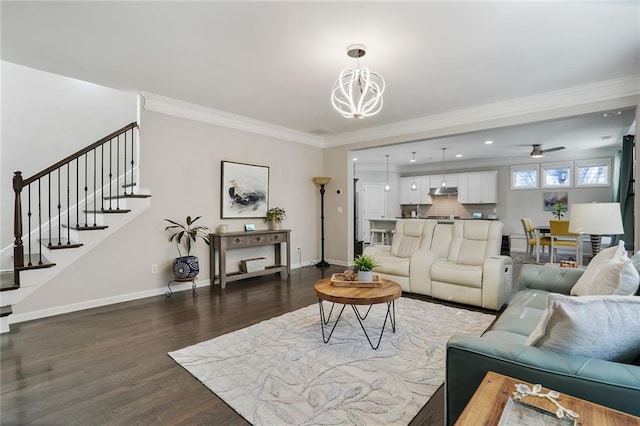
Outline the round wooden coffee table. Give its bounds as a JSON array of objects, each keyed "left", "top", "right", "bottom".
[{"left": 313, "top": 277, "right": 402, "bottom": 350}]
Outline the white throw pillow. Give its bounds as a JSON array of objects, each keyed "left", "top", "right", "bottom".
[
  {"left": 526, "top": 293, "right": 640, "bottom": 362},
  {"left": 571, "top": 240, "right": 627, "bottom": 296},
  {"left": 591, "top": 257, "right": 640, "bottom": 296}
]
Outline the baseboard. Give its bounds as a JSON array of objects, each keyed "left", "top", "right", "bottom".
[{"left": 9, "top": 278, "right": 212, "bottom": 325}]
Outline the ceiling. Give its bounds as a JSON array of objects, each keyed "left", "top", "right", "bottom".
[{"left": 2, "top": 1, "right": 639, "bottom": 167}]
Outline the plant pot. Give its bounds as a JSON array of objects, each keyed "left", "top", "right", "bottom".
[
  {"left": 357, "top": 270, "right": 373, "bottom": 282},
  {"left": 269, "top": 219, "right": 282, "bottom": 230},
  {"left": 172, "top": 255, "right": 199, "bottom": 279}
]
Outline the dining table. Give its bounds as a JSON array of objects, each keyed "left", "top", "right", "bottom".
[{"left": 535, "top": 225, "right": 583, "bottom": 265}]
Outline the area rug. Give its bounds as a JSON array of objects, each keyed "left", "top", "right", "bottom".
[{"left": 169, "top": 297, "right": 494, "bottom": 425}]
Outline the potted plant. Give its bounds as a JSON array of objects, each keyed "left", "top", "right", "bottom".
[
  {"left": 353, "top": 254, "right": 378, "bottom": 282},
  {"left": 164, "top": 215, "right": 211, "bottom": 279},
  {"left": 265, "top": 207, "right": 286, "bottom": 230},
  {"left": 551, "top": 202, "right": 567, "bottom": 220}
]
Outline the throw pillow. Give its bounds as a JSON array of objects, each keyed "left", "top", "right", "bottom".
[
  {"left": 570, "top": 240, "right": 626, "bottom": 296},
  {"left": 591, "top": 257, "right": 640, "bottom": 296},
  {"left": 526, "top": 293, "right": 640, "bottom": 362}
]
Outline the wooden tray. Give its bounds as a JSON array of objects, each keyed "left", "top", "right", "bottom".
[{"left": 330, "top": 273, "right": 382, "bottom": 288}]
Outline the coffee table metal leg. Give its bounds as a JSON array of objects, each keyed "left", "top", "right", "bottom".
[
  {"left": 318, "top": 299, "right": 347, "bottom": 344},
  {"left": 352, "top": 305, "right": 373, "bottom": 320},
  {"left": 351, "top": 300, "right": 396, "bottom": 350}
]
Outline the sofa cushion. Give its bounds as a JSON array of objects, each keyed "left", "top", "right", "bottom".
[
  {"left": 373, "top": 253, "right": 410, "bottom": 277},
  {"left": 455, "top": 239, "right": 487, "bottom": 265},
  {"left": 431, "top": 261, "right": 482, "bottom": 288},
  {"left": 488, "top": 289, "right": 548, "bottom": 337},
  {"left": 571, "top": 241, "right": 627, "bottom": 296},
  {"left": 390, "top": 220, "right": 424, "bottom": 257},
  {"left": 525, "top": 293, "right": 640, "bottom": 362}
]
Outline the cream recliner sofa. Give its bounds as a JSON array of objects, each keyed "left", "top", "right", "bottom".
[{"left": 363, "top": 219, "right": 513, "bottom": 310}]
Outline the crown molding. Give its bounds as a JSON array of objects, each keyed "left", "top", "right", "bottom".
[
  {"left": 140, "top": 92, "right": 324, "bottom": 147},
  {"left": 323, "top": 75, "right": 640, "bottom": 147}
]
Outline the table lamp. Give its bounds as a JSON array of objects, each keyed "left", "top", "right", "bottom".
[
  {"left": 568, "top": 202, "right": 624, "bottom": 256},
  {"left": 313, "top": 177, "right": 332, "bottom": 268}
]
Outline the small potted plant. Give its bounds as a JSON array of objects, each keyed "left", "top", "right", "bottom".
[
  {"left": 551, "top": 202, "right": 567, "bottom": 220},
  {"left": 265, "top": 207, "right": 286, "bottom": 230},
  {"left": 353, "top": 254, "right": 378, "bottom": 282},
  {"left": 164, "top": 215, "right": 211, "bottom": 279}
]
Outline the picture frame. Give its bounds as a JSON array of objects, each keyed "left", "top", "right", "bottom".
[
  {"left": 221, "top": 161, "right": 269, "bottom": 219},
  {"left": 543, "top": 191, "right": 568, "bottom": 211}
]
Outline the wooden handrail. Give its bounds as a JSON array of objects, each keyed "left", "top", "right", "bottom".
[
  {"left": 22, "top": 122, "right": 137, "bottom": 187},
  {"left": 12, "top": 122, "right": 138, "bottom": 286}
]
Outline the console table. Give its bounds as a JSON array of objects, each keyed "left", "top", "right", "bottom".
[{"left": 209, "top": 229, "right": 291, "bottom": 289}]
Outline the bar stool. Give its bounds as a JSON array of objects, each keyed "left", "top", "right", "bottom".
[{"left": 370, "top": 228, "right": 389, "bottom": 246}]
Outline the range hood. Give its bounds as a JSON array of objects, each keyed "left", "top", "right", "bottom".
[{"left": 429, "top": 186, "right": 458, "bottom": 196}]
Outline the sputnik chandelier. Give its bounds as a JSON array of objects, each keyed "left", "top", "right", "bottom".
[{"left": 331, "top": 44, "right": 385, "bottom": 119}]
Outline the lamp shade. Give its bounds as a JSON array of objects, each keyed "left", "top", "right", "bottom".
[
  {"left": 312, "top": 177, "right": 332, "bottom": 186},
  {"left": 568, "top": 203, "right": 624, "bottom": 235}
]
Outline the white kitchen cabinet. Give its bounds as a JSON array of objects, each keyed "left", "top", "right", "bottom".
[
  {"left": 429, "top": 174, "right": 458, "bottom": 189},
  {"left": 400, "top": 176, "right": 422, "bottom": 205},
  {"left": 419, "top": 176, "right": 433, "bottom": 204},
  {"left": 458, "top": 171, "right": 497, "bottom": 204},
  {"left": 457, "top": 174, "right": 469, "bottom": 203}
]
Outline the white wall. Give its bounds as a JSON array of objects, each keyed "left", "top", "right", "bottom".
[
  {"left": 11, "top": 104, "right": 324, "bottom": 316},
  {"left": 1, "top": 61, "right": 137, "bottom": 250}
]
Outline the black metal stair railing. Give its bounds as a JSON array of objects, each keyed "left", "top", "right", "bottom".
[{"left": 12, "top": 123, "right": 138, "bottom": 285}]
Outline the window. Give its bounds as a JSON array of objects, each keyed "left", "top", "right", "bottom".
[
  {"left": 541, "top": 162, "right": 571, "bottom": 188},
  {"left": 575, "top": 158, "right": 610, "bottom": 187},
  {"left": 511, "top": 164, "right": 538, "bottom": 189}
]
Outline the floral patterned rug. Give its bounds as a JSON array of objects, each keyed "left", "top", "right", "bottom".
[{"left": 169, "top": 297, "right": 494, "bottom": 425}]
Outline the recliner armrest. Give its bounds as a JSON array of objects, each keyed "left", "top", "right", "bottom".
[{"left": 481, "top": 255, "right": 513, "bottom": 310}]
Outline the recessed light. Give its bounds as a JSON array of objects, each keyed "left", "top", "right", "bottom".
[
  {"left": 484, "top": 140, "right": 494, "bottom": 145},
  {"left": 353, "top": 157, "right": 357, "bottom": 161},
  {"left": 456, "top": 154, "right": 463, "bottom": 158},
  {"left": 603, "top": 111, "right": 622, "bottom": 118},
  {"left": 601, "top": 135, "right": 612, "bottom": 140}
]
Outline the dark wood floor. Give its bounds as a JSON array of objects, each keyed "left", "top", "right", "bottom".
[{"left": 1, "top": 265, "right": 448, "bottom": 425}]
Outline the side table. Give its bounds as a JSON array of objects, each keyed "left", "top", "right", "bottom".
[{"left": 455, "top": 371, "right": 639, "bottom": 425}]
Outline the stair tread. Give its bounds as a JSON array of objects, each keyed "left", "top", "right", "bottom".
[
  {"left": 0, "top": 306, "right": 12, "bottom": 317},
  {"left": 62, "top": 224, "right": 109, "bottom": 231},
  {"left": 40, "top": 238, "right": 84, "bottom": 250},
  {"left": 83, "top": 209, "right": 132, "bottom": 214},
  {"left": 103, "top": 194, "right": 151, "bottom": 200},
  {"left": 15, "top": 261, "right": 56, "bottom": 271}
]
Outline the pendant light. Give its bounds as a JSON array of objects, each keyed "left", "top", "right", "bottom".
[
  {"left": 440, "top": 148, "right": 447, "bottom": 188},
  {"left": 410, "top": 152, "right": 417, "bottom": 191},
  {"left": 331, "top": 44, "right": 385, "bottom": 119},
  {"left": 384, "top": 155, "right": 390, "bottom": 192}
]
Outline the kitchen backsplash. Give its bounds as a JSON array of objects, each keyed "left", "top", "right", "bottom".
[{"left": 401, "top": 197, "right": 497, "bottom": 219}]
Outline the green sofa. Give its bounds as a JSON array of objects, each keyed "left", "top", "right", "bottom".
[{"left": 445, "top": 264, "right": 640, "bottom": 425}]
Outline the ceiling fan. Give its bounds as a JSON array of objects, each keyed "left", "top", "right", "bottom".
[{"left": 530, "top": 144, "right": 565, "bottom": 158}]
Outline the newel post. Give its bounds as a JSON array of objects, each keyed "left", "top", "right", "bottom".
[{"left": 13, "top": 171, "right": 24, "bottom": 272}]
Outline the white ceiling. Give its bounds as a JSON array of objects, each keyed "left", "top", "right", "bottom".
[{"left": 2, "top": 1, "right": 639, "bottom": 167}]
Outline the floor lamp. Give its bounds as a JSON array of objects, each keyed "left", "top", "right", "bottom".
[
  {"left": 313, "top": 176, "right": 332, "bottom": 268},
  {"left": 568, "top": 202, "right": 624, "bottom": 257}
]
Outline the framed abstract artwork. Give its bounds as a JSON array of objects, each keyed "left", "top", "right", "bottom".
[
  {"left": 221, "top": 161, "right": 269, "bottom": 219},
  {"left": 543, "top": 191, "right": 568, "bottom": 211}
]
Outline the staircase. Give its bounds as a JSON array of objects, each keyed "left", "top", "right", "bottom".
[{"left": 0, "top": 123, "right": 150, "bottom": 333}]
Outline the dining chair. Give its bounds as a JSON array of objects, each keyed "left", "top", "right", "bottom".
[
  {"left": 521, "top": 217, "right": 551, "bottom": 262},
  {"left": 549, "top": 220, "right": 582, "bottom": 265}
]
